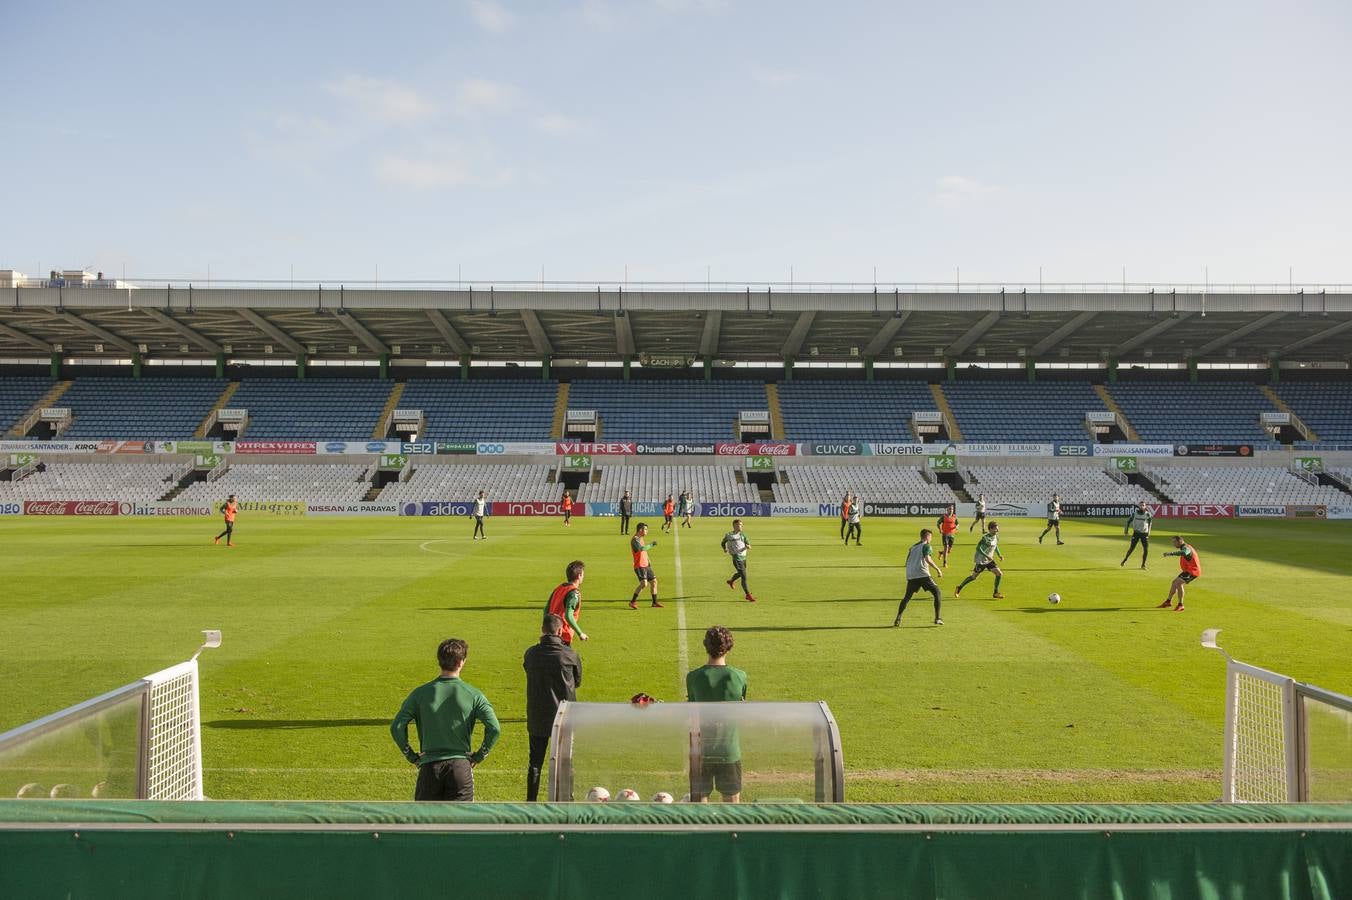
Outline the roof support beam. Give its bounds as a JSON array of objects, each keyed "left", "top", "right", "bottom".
[
  {"left": 1111, "top": 313, "right": 1192, "bottom": 357},
  {"left": 141, "top": 308, "right": 222, "bottom": 354},
  {"left": 698, "top": 310, "right": 722, "bottom": 357},
  {"left": 781, "top": 311, "right": 816, "bottom": 358},
  {"left": 520, "top": 309, "right": 554, "bottom": 356},
  {"left": 945, "top": 310, "right": 1002, "bottom": 357},
  {"left": 1030, "top": 311, "right": 1098, "bottom": 358},
  {"left": 237, "top": 308, "right": 305, "bottom": 355},
  {"left": 54, "top": 311, "right": 138, "bottom": 354},
  {"left": 425, "top": 309, "right": 471, "bottom": 357},
  {"left": 1191, "top": 312, "right": 1287, "bottom": 358},
  {"left": 863, "top": 311, "right": 911, "bottom": 358},
  {"left": 0, "top": 320, "right": 53, "bottom": 352},
  {"left": 335, "top": 311, "right": 389, "bottom": 355},
  {"left": 1279, "top": 318, "right": 1352, "bottom": 356},
  {"left": 614, "top": 312, "right": 636, "bottom": 357}
]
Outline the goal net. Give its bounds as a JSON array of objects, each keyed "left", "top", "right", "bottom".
[
  {"left": 0, "top": 659, "right": 205, "bottom": 801},
  {"left": 1221, "top": 653, "right": 1352, "bottom": 803}
]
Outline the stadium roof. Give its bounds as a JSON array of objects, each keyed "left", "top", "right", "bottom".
[{"left": 2, "top": 284, "right": 1351, "bottom": 365}]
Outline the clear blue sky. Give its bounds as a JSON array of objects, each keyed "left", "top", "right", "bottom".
[{"left": 3, "top": 0, "right": 1349, "bottom": 285}]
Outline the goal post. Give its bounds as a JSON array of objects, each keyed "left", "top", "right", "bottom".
[
  {"left": 0, "top": 632, "right": 219, "bottom": 801},
  {"left": 1204, "top": 628, "right": 1352, "bottom": 803}
]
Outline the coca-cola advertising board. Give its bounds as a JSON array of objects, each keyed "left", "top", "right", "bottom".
[
  {"left": 714, "top": 442, "right": 796, "bottom": 456},
  {"left": 24, "top": 500, "right": 121, "bottom": 516}
]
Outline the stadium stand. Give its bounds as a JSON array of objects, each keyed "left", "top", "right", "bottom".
[
  {"left": 0, "top": 377, "right": 53, "bottom": 433},
  {"left": 174, "top": 464, "right": 370, "bottom": 504},
  {"left": 1146, "top": 466, "right": 1351, "bottom": 506},
  {"left": 1107, "top": 382, "right": 1277, "bottom": 444},
  {"left": 773, "top": 464, "right": 958, "bottom": 504},
  {"left": 1273, "top": 382, "right": 1352, "bottom": 442},
  {"left": 379, "top": 464, "right": 554, "bottom": 504},
  {"left": 962, "top": 465, "right": 1154, "bottom": 504},
  {"left": 566, "top": 379, "right": 766, "bottom": 441},
  {"left": 942, "top": 382, "right": 1107, "bottom": 442},
  {"left": 0, "top": 462, "right": 182, "bottom": 501},
  {"left": 577, "top": 465, "right": 760, "bottom": 504},
  {"left": 776, "top": 381, "right": 934, "bottom": 440},
  {"left": 227, "top": 379, "right": 391, "bottom": 439},
  {"left": 398, "top": 379, "right": 557, "bottom": 440},
  {"left": 59, "top": 378, "right": 225, "bottom": 439}
]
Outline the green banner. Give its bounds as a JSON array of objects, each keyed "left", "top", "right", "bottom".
[
  {"left": 1296, "top": 457, "right": 1324, "bottom": 473},
  {"left": 194, "top": 454, "right": 221, "bottom": 469},
  {"left": 8, "top": 453, "right": 38, "bottom": 467},
  {"left": 1112, "top": 457, "right": 1138, "bottom": 472},
  {"left": 745, "top": 455, "right": 775, "bottom": 470},
  {"left": 172, "top": 440, "right": 215, "bottom": 455},
  {"left": 562, "top": 454, "right": 593, "bottom": 470},
  {"left": 436, "top": 442, "right": 477, "bottom": 455},
  {"left": 927, "top": 454, "right": 956, "bottom": 471},
  {"left": 378, "top": 454, "right": 408, "bottom": 470}
]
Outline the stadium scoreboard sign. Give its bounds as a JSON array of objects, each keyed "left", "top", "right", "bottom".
[{"left": 1174, "top": 443, "right": 1254, "bottom": 457}]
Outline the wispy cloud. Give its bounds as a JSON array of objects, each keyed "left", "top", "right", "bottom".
[
  {"left": 654, "top": 0, "right": 727, "bottom": 12},
  {"left": 535, "top": 113, "right": 586, "bottom": 136},
  {"left": 580, "top": 0, "right": 620, "bottom": 30},
  {"left": 748, "top": 64, "right": 800, "bottom": 87},
  {"left": 455, "top": 78, "right": 519, "bottom": 113},
  {"left": 324, "top": 75, "right": 437, "bottom": 125},
  {"left": 466, "top": 0, "right": 516, "bottom": 33},
  {"left": 376, "top": 144, "right": 514, "bottom": 190},
  {"left": 935, "top": 174, "right": 996, "bottom": 208}
]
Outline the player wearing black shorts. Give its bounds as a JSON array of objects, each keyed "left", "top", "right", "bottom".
[
  {"left": 969, "top": 495, "right": 987, "bottom": 533},
  {"left": 894, "top": 528, "right": 945, "bottom": 626},
  {"left": 618, "top": 491, "right": 633, "bottom": 534},
  {"left": 628, "top": 523, "right": 662, "bottom": 609},
  {"left": 953, "top": 521, "right": 1005, "bottom": 600},
  {"left": 1039, "top": 494, "right": 1064, "bottom": 545}
]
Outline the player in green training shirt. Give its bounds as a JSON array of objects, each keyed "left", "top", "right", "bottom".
[
  {"left": 954, "top": 521, "right": 1005, "bottom": 599},
  {"left": 1039, "top": 494, "right": 1064, "bottom": 545},
  {"left": 721, "top": 518, "right": 755, "bottom": 602},
  {"left": 390, "top": 638, "right": 501, "bottom": 801},
  {"left": 1121, "top": 501, "right": 1153, "bottom": 569},
  {"left": 686, "top": 625, "right": 748, "bottom": 803}
]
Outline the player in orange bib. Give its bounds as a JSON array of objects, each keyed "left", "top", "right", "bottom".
[
  {"left": 839, "top": 493, "right": 852, "bottom": 540},
  {"left": 662, "top": 494, "right": 675, "bottom": 533},
  {"left": 214, "top": 494, "right": 238, "bottom": 547},
  {"left": 628, "top": 523, "right": 662, "bottom": 609},
  {"left": 1158, "top": 535, "right": 1201, "bottom": 612},
  {"left": 561, "top": 490, "right": 573, "bottom": 526},
  {"left": 545, "top": 560, "right": 587, "bottom": 643},
  {"left": 936, "top": 504, "right": 960, "bottom": 567}
]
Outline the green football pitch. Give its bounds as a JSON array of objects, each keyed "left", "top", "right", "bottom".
[{"left": 2, "top": 513, "right": 1349, "bottom": 803}]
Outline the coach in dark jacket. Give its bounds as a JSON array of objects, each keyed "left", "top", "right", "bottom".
[
  {"left": 619, "top": 491, "right": 633, "bottom": 534},
  {"left": 523, "top": 614, "right": 583, "bottom": 801}
]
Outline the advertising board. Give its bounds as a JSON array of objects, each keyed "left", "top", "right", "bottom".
[
  {"left": 1147, "top": 504, "right": 1234, "bottom": 518},
  {"left": 767, "top": 504, "right": 819, "bottom": 517},
  {"left": 697, "top": 502, "right": 771, "bottom": 517},
  {"left": 555, "top": 442, "right": 635, "bottom": 456},
  {"left": 23, "top": 500, "right": 120, "bottom": 516},
  {"left": 714, "top": 442, "right": 796, "bottom": 456},
  {"left": 868, "top": 443, "right": 928, "bottom": 456},
  {"left": 1174, "top": 444, "right": 1253, "bottom": 458},
  {"left": 306, "top": 504, "right": 399, "bottom": 516},
  {"left": 400, "top": 501, "right": 476, "bottom": 517},
  {"left": 492, "top": 500, "right": 587, "bottom": 516},
  {"left": 862, "top": 502, "right": 953, "bottom": 517},
  {"left": 1092, "top": 444, "right": 1174, "bottom": 457},
  {"left": 236, "top": 441, "right": 316, "bottom": 455}
]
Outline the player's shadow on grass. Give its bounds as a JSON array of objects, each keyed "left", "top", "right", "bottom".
[
  {"left": 999, "top": 607, "right": 1135, "bottom": 614},
  {"left": 680, "top": 625, "right": 893, "bottom": 633},
  {"left": 1014, "top": 567, "right": 1111, "bottom": 572},
  {"left": 788, "top": 564, "right": 898, "bottom": 569},
  {"left": 418, "top": 605, "right": 531, "bottom": 612},
  {"left": 206, "top": 717, "right": 525, "bottom": 729}
]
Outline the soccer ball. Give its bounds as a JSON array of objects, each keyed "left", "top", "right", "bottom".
[
  {"left": 1048, "top": 592, "right": 1061, "bottom": 605},
  {"left": 585, "top": 786, "right": 611, "bottom": 802},
  {"left": 615, "top": 788, "right": 641, "bottom": 801},
  {"left": 651, "top": 791, "right": 675, "bottom": 803}
]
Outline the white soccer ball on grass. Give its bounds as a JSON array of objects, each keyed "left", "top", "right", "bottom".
[{"left": 1048, "top": 592, "right": 1061, "bottom": 605}]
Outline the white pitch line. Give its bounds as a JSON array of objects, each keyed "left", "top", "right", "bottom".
[
  {"left": 419, "top": 539, "right": 455, "bottom": 557},
  {"left": 673, "top": 525, "right": 688, "bottom": 690}
]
